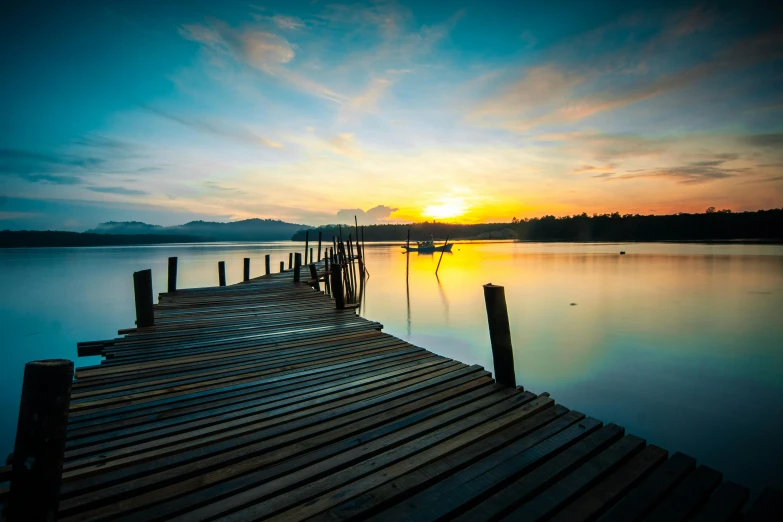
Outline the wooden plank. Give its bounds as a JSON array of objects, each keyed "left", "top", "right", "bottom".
[
  {"left": 689, "top": 481, "right": 749, "bottom": 522},
  {"left": 743, "top": 487, "right": 783, "bottom": 522},
  {"left": 313, "top": 405, "right": 581, "bottom": 522},
  {"left": 368, "top": 417, "right": 605, "bottom": 522},
  {"left": 641, "top": 464, "right": 723, "bottom": 522},
  {"left": 548, "top": 445, "right": 668, "bottom": 522},
  {"left": 599, "top": 452, "right": 697, "bottom": 522},
  {"left": 451, "top": 423, "right": 626, "bottom": 522},
  {"left": 499, "top": 435, "right": 647, "bottom": 521}
]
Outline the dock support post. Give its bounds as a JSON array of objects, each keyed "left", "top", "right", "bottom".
[
  {"left": 167, "top": 257, "right": 177, "bottom": 293},
  {"left": 243, "top": 258, "right": 250, "bottom": 282},
  {"left": 265, "top": 254, "right": 271, "bottom": 275},
  {"left": 310, "top": 248, "right": 314, "bottom": 266},
  {"left": 293, "top": 253, "right": 301, "bottom": 283},
  {"left": 280, "top": 261, "right": 285, "bottom": 273},
  {"left": 218, "top": 261, "right": 226, "bottom": 287},
  {"left": 305, "top": 231, "right": 310, "bottom": 264},
  {"left": 289, "top": 253, "right": 293, "bottom": 269},
  {"left": 7, "top": 359, "right": 74, "bottom": 522},
  {"left": 309, "top": 263, "right": 320, "bottom": 291},
  {"left": 324, "top": 255, "right": 331, "bottom": 294},
  {"left": 483, "top": 283, "right": 516, "bottom": 387},
  {"left": 331, "top": 263, "right": 345, "bottom": 309},
  {"left": 133, "top": 269, "right": 154, "bottom": 327},
  {"left": 318, "top": 231, "right": 322, "bottom": 261}
]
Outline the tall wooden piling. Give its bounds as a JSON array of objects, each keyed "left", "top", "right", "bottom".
[
  {"left": 265, "top": 254, "right": 271, "bottom": 275},
  {"left": 289, "top": 253, "right": 293, "bottom": 269},
  {"left": 243, "top": 258, "right": 250, "bottom": 282},
  {"left": 317, "top": 231, "right": 322, "bottom": 261},
  {"left": 483, "top": 283, "right": 516, "bottom": 387},
  {"left": 133, "top": 269, "right": 154, "bottom": 328},
  {"left": 218, "top": 261, "right": 226, "bottom": 287},
  {"left": 280, "top": 261, "right": 285, "bottom": 273},
  {"left": 7, "top": 359, "right": 74, "bottom": 522},
  {"left": 167, "top": 257, "right": 177, "bottom": 293},
  {"left": 293, "top": 253, "right": 302, "bottom": 283},
  {"left": 304, "top": 231, "right": 310, "bottom": 264},
  {"left": 324, "top": 255, "right": 331, "bottom": 294},
  {"left": 331, "top": 263, "right": 345, "bottom": 309},
  {"left": 309, "top": 263, "right": 320, "bottom": 291}
]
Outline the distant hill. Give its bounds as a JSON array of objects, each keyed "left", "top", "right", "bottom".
[{"left": 88, "top": 218, "right": 308, "bottom": 241}]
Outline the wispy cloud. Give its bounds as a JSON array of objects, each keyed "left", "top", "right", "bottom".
[
  {"left": 336, "top": 204, "right": 400, "bottom": 224},
  {"left": 87, "top": 186, "right": 148, "bottom": 196}
]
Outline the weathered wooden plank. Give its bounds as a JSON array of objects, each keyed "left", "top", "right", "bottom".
[
  {"left": 641, "top": 465, "right": 722, "bottom": 522},
  {"left": 599, "top": 452, "right": 697, "bottom": 522},
  {"left": 548, "top": 445, "right": 668, "bottom": 522},
  {"left": 689, "top": 481, "right": 748, "bottom": 522},
  {"left": 742, "top": 487, "right": 783, "bottom": 522}
]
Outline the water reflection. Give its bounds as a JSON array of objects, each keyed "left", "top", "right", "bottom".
[{"left": 0, "top": 241, "right": 781, "bottom": 497}]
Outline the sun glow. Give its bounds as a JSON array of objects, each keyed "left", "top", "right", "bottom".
[{"left": 422, "top": 197, "right": 469, "bottom": 220}]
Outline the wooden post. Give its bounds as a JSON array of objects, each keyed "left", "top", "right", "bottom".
[
  {"left": 293, "top": 253, "right": 301, "bottom": 283},
  {"left": 280, "top": 261, "right": 285, "bottom": 273},
  {"left": 435, "top": 235, "right": 450, "bottom": 275},
  {"left": 407, "top": 228, "right": 411, "bottom": 250},
  {"left": 167, "top": 257, "right": 177, "bottom": 293},
  {"left": 309, "top": 263, "right": 320, "bottom": 291},
  {"left": 310, "top": 248, "right": 314, "bottom": 265},
  {"left": 324, "top": 255, "right": 331, "bottom": 294},
  {"left": 317, "top": 231, "right": 322, "bottom": 261},
  {"left": 304, "top": 231, "right": 310, "bottom": 264},
  {"left": 331, "top": 263, "right": 345, "bottom": 309},
  {"left": 133, "top": 269, "right": 154, "bottom": 328},
  {"left": 265, "top": 254, "right": 271, "bottom": 275},
  {"left": 7, "top": 359, "right": 74, "bottom": 522},
  {"left": 483, "top": 284, "right": 516, "bottom": 387},
  {"left": 218, "top": 261, "right": 226, "bottom": 287},
  {"left": 288, "top": 253, "right": 293, "bottom": 269},
  {"left": 243, "top": 258, "right": 250, "bottom": 282}
]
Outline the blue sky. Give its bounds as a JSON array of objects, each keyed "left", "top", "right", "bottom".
[{"left": 1, "top": 0, "right": 781, "bottom": 230}]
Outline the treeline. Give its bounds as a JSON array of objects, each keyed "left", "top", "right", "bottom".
[
  {"left": 0, "top": 231, "right": 204, "bottom": 248},
  {"left": 292, "top": 208, "right": 783, "bottom": 242}
]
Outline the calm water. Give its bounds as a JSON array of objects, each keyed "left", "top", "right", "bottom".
[{"left": 1, "top": 241, "right": 782, "bottom": 495}]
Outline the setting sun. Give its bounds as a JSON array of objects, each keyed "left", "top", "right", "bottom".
[{"left": 423, "top": 198, "right": 469, "bottom": 220}]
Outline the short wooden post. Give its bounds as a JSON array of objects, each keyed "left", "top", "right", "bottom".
[
  {"left": 324, "top": 255, "right": 331, "bottom": 294},
  {"left": 133, "top": 269, "right": 154, "bottom": 327},
  {"left": 309, "top": 263, "right": 320, "bottom": 291},
  {"left": 218, "top": 261, "right": 226, "bottom": 287},
  {"left": 317, "top": 231, "right": 322, "bottom": 261},
  {"left": 293, "top": 253, "right": 301, "bottom": 283},
  {"left": 310, "top": 248, "right": 314, "bottom": 265},
  {"left": 280, "top": 261, "right": 285, "bottom": 273},
  {"left": 265, "top": 254, "right": 271, "bottom": 275},
  {"left": 483, "top": 284, "right": 516, "bottom": 387},
  {"left": 304, "top": 231, "right": 310, "bottom": 264},
  {"left": 331, "top": 263, "right": 345, "bottom": 309},
  {"left": 167, "top": 257, "right": 177, "bottom": 293},
  {"left": 7, "top": 359, "right": 74, "bottom": 522},
  {"left": 243, "top": 258, "right": 250, "bottom": 282},
  {"left": 288, "top": 253, "right": 293, "bottom": 269}
]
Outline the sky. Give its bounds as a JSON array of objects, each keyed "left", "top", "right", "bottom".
[{"left": 1, "top": 0, "right": 781, "bottom": 230}]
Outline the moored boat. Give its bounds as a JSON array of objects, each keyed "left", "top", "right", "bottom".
[{"left": 402, "top": 239, "right": 453, "bottom": 253}]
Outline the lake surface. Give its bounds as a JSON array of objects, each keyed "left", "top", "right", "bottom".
[{"left": 1, "top": 241, "right": 782, "bottom": 496}]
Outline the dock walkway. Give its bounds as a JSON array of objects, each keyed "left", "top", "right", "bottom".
[{"left": 3, "top": 262, "right": 781, "bottom": 521}]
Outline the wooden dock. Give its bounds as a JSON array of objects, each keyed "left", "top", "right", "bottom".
[{"left": 2, "top": 259, "right": 782, "bottom": 521}]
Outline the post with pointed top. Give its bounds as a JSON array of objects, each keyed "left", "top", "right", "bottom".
[
  {"left": 331, "top": 263, "right": 345, "bottom": 309},
  {"left": 265, "top": 254, "right": 271, "bottom": 275},
  {"left": 133, "top": 269, "right": 154, "bottom": 328},
  {"left": 167, "top": 257, "right": 177, "bottom": 293},
  {"left": 309, "top": 263, "right": 320, "bottom": 291},
  {"left": 218, "top": 261, "right": 226, "bottom": 287},
  {"left": 7, "top": 359, "right": 74, "bottom": 522},
  {"left": 243, "top": 258, "right": 250, "bottom": 282},
  {"left": 293, "top": 253, "right": 302, "bottom": 283},
  {"left": 483, "top": 283, "right": 516, "bottom": 387}
]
